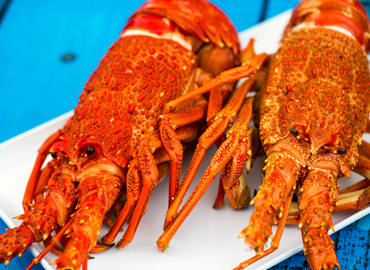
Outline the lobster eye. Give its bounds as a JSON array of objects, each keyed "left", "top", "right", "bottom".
[
  {"left": 86, "top": 146, "right": 95, "bottom": 156},
  {"left": 337, "top": 147, "right": 347, "bottom": 155},
  {"left": 290, "top": 126, "right": 298, "bottom": 136},
  {"left": 50, "top": 152, "right": 58, "bottom": 159}
]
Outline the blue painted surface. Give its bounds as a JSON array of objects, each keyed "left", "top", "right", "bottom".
[
  {"left": 0, "top": 0, "right": 264, "bottom": 143},
  {"left": 355, "top": 213, "right": 370, "bottom": 231},
  {"left": 265, "top": 0, "right": 299, "bottom": 20},
  {"left": 270, "top": 225, "right": 370, "bottom": 270},
  {"left": 1, "top": 0, "right": 370, "bottom": 269}
]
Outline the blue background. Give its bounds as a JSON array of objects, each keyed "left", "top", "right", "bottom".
[{"left": 1, "top": 0, "right": 370, "bottom": 269}]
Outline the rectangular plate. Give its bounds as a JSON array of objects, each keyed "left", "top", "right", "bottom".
[{"left": 1, "top": 10, "right": 370, "bottom": 270}]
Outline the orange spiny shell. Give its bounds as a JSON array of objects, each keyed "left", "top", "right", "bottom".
[{"left": 260, "top": 27, "right": 370, "bottom": 176}]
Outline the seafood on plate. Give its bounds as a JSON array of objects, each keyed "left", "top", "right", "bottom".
[
  {"left": 156, "top": 0, "right": 370, "bottom": 269},
  {"left": 0, "top": 0, "right": 241, "bottom": 269}
]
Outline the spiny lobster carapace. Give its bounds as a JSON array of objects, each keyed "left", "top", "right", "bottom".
[
  {"left": 156, "top": 0, "right": 370, "bottom": 269},
  {"left": 0, "top": 0, "right": 240, "bottom": 269}
]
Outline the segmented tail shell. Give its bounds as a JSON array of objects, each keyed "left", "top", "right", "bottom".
[
  {"left": 128, "top": 0, "right": 240, "bottom": 54},
  {"left": 284, "top": 0, "right": 370, "bottom": 52}
]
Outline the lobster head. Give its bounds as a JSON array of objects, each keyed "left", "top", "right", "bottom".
[
  {"left": 270, "top": 74, "right": 368, "bottom": 178},
  {"left": 50, "top": 90, "right": 134, "bottom": 169}
]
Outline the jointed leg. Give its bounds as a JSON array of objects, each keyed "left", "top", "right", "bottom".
[
  {"left": 213, "top": 134, "right": 227, "bottom": 209},
  {"left": 159, "top": 64, "right": 236, "bottom": 207},
  {"left": 103, "top": 161, "right": 142, "bottom": 246},
  {"left": 354, "top": 140, "right": 370, "bottom": 179},
  {"left": 160, "top": 103, "right": 206, "bottom": 207},
  {"left": 157, "top": 97, "right": 258, "bottom": 250},
  {"left": 116, "top": 142, "right": 158, "bottom": 248},
  {"left": 233, "top": 191, "right": 294, "bottom": 270},
  {"left": 33, "top": 159, "right": 61, "bottom": 203},
  {"left": 102, "top": 162, "right": 169, "bottom": 245},
  {"left": 103, "top": 126, "right": 197, "bottom": 247},
  {"left": 23, "top": 129, "right": 63, "bottom": 212},
  {"left": 163, "top": 78, "right": 261, "bottom": 230},
  {"left": 162, "top": 53, "right": 270, "bottom": 115}
]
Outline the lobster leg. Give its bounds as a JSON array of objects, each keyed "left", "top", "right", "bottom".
[
  {"left": 354, "top": 140, "right": 370, "bottom": 179},
  {"left": 338, "top": 178, "right": 370, "bottom": 194},
  {"left": 163, "top": 77, "right": 260, "bottom": 230},
  {"left": 212, "top": 134, "right": 227, "bottom": 209},
  {"left": 162, "top": 53, "right": 270, "bottom": 115},
  {"left": 102, "top": 161, "right": 142, "bottom": 246},
  {"left": 233, "top": 190, "right": 295, "bottom": 270},
  {"left": 194, "top": 68, "right": 227, "bottom": 122},
  {"left": 116, "top": 141, "right": 158, "bottom": 249},
  {"left": 34, "top": 159, "right": 61, "bottom": 203},
  {"left": 157, "top": 97, "right": 257, "bottom": 250},
  {"left": 23, "top": 129, "right": 63, "bottom": 212},
  {"left": 213, "top": 171, "right": 226, "bottom": 209},
  {"left": 218, "top": 99, "right": 260, "bottom": 210},
  {"left": 159, "top": 65, "right": 234, "bottom": 208},
  {"left": 103, "top": 126, "right": 197, "bottom": 246},
  {"left": 157, "top": 51, "right": 267, "bottom": 220},
  {"left": 160, "top": 98, "right": 207, "bottom": 207},
  {"left": 104, "top": 192, "right": 125, "bottom": 229}
]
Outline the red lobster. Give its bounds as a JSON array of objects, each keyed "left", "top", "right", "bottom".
[
  {"left": 156, "top": 0, "right": 370, "bottom": 269},
  {"left": 0, "top": 0, "right": 240, "bottom": 269}
]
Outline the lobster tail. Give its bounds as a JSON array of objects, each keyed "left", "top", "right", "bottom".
[
  {"left": 284, "top": 0, "right": 370, "bottom": 52},
  {"left": 128, "top": 0, "right": 240, "bottom": 54}
]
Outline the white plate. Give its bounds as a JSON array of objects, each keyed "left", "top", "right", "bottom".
[{"left": 1, "top": 10, "right": 370, "bottom": 270}]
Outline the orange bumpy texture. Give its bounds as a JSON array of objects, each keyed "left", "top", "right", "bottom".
[{"left": 260, "top": 28, "right": 370, "bottom": 175}]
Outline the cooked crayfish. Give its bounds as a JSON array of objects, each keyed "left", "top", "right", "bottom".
[
  {"left": 156, "top": 0, "right": 370, "bottom": 269},
  {"left": 0, "top": 0, "right": 240, "bottom": 269}
]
